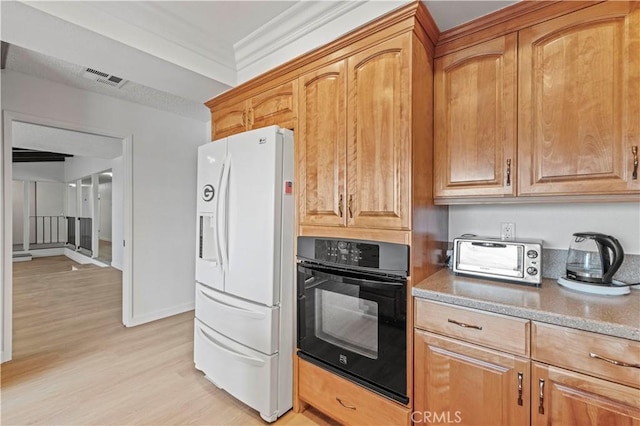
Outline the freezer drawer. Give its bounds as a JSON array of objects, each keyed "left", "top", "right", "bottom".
[
  {"left": 194, "top": 319, "right": 279, "bottom": 420},
  {"left": 195, "top": 283, "right": 279, "bottom": 355}
]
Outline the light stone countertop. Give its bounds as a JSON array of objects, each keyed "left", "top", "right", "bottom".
[{"left": 412, "top": 269, "right": 640, "bottom": 341}]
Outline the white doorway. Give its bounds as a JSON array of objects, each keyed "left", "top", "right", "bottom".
[{"left": 2, "top": 110, "right": 134, "bottom": 362}]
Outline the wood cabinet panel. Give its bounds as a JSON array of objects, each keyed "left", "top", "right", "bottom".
[
  {"left": 249, "top": 80, "right": 297, "bottom": 131},
  {"left": 518, "top": 1, "right": 640, "bottom": 195},
  {"left": 298, "top": 357, "right": 410, "bottom": 426},
  {"left": 212, "top": 100, "right": 247, "bottom": 140},
  {"left": 211, "top": 81, "right": 297, "bottom": 141},
  {"left": 347, "top": 34, "right": 411, "bottom": 230},
  {"left": 414, "top": 330, "right": 530, "bottom": 426},
  {"left": 298, "top": 62, "right": 347, "bottom": 227},
  {"left": 415, "top": 299, "right": 530, "bottom": 357},
  {"left": 532, "top": 362, "right": 640, "bottom": 426},
  {"left": 532, "top": 322, "right": 640, "bottom": 390},
  {"left": 434, "top": 34, "right": 517, "bottom": 198}
]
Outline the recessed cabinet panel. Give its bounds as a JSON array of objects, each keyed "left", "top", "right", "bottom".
[
  {"left": 518, "top": 1, "right": 640, "bottom": 195},
  {"left": 298, "top": 62, "right": 347, "bottom": 227},
  {"left": 212, "top": 101, "right": 247, "bottom": 140},
  {"left": 414, "top": 330, "right": 530, "bottom": 426},
  {"left": 250, "top": 81, "right": 297, "bottom": 131},
  {"left": 211, "top": 81, "right": 297, "bottom": 141},
  {"left": 434, "top": 34, "right": 517, "bottom": 198},
  {"left": 532, "top": 362, "right": 640, "bottom": 426},
  {"left": 347, "top": 34, "right": 411, "bottom": 230}
]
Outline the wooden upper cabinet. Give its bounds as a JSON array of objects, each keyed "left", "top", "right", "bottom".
[
  {"left": 298, "top": 61, "right": 347, "bottom": 227},
  {"left": 211, "top": 80, "right": 297, "bottom": 140},
  {"left": 249, "top": 80, "right": 297, "bottom": 131},
  {"left": 212, "top": 100, "right": 247, "bottom": 140},
  {"left": 347, "top": 34, "right": 411, "bottom": 230},
  {"left": 434, "top": 34, "right": 518, "bottom": 199},
  {"left": 518, "top": 1, "right": 640, "bottom": 196}
]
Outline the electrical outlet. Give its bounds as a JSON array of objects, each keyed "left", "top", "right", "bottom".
[{"left": 501, "top": 222, "right": 515, "bottom": 241}]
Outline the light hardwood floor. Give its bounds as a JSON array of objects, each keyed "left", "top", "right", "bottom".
[{"left": 2, "top": 256, "right": 335, "bottom": 426}]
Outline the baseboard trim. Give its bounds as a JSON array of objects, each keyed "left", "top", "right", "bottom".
[
  {"left": 126, "top": 302, "right": 195, "bottom": 327},
  {"left": 64, "top": 248, "right": 109, "bottom": 267},
  {"left": 29, "top": 248, "right": 66, "bottom": 258}
]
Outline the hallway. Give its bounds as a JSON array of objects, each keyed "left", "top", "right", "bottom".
[{"left": 2, "top": 256, "right": 332, "bottom": 425}]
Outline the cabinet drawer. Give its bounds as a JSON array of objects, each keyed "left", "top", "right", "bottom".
[
  {"left": 298, "top": 357, "right": 410, "bottom": 426},
  {"left": 532, "top": 322, "right": 640, "bottom": 389},
  {"left": 194, "top": 319, "right": 279, "bottom": 418},
  {"left": 195, "top": 283, "right": 279, "bottom": 355},
  {"left": 415, "top": 299, "right": 530, "bottom": 356}
]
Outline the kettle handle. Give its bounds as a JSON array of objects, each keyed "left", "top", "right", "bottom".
[{"left": 593, "top": 235, "right": 625, "bottom": 284}]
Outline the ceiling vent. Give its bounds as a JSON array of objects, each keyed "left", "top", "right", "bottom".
[{"left": 82, "top": 67, "right": 127, "bottom": 88}]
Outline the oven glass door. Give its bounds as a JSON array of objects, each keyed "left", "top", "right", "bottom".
[{"left": 297, "top": 263, "right": 406, "bottom": 401}]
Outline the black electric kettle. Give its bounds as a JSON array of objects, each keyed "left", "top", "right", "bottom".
[{"left": 565, "top": 232, "right": 624, "bottom": 285}]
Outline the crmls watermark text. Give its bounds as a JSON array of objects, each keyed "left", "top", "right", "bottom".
[{"left": 411, "top": 411, "right": 463, "bottom": 424}]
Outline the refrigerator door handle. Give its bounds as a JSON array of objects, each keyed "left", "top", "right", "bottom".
[
  {"left": 197, "top": 327, "right": 265, "bottom": 367},
  {"left": 217, "top": 154, "right": 231, "bottom": 273},
  {"left": 197, "top": 286, "right": 265, "bottom": 319}
]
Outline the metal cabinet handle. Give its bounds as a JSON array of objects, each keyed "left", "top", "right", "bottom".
[
  {"left": 590, "top": 352, "right": 640, "bottom": 368},
  {"left": 632, "top": 146, "right": 638, "bottom": 180},
  {"left": 338, "top": 194, "right": 343, "bottom": 218},
  {"left": 241, "top": 112, "right": 246, "bottom": 127},
  {"left": 336, "top": 397, "right": 356, "bottom": 410},
  {"left": 348, "top": 195, "right": 353, "bottom": 218},
  {"left": 506, "top": 158, "right": 512, "bottom": 186},
  {"left": 538, "top": 379, "right": 545, "bottom": 414},
  {"left": 448, "top": 318, "right": 483, "bottom": 330},
  {"left": 517, "top": 372, "right": 523, "bottom": 406}
]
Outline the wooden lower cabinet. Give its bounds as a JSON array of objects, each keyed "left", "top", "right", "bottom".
[
  {"left": 531, "top": 362, "right": 640, "bottom": 426},
  {"left": 297, "top": 357, "right": 410, "bottom": 426},
  {"left": 414, "top": 329, "right": 530, "bottom": 426}
]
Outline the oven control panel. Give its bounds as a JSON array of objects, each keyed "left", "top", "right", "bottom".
[{"left": 314, "top": 240, "right": 380, "bottom": 268}]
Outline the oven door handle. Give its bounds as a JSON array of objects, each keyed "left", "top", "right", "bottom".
[{"left": 342, "top": 276, "right": 405, "bottom": 290}]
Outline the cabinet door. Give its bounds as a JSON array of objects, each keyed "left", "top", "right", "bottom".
[
  {"left": 434, "top": 34, "right": 517, "bottom": 199},
  {"left": 298, "top": 62, "right": 347, "bottom": 227},
  {"left": 518, "top": 1, "right": 640, "bottom": 195},
  {"left": 212, "top": 100, "right": 247, "bottom": 140},
  {"left": 249, "top": 80, "right": 297, "bottom": 131},
  {"left": 347, "top": 34, "right": 411, "bottom": 230},
  {"left": 532, "top": 362, "right": 640, "bottom": 426},
  {"left": 414, "top": 330, "right": 530, "bottom": 426}
]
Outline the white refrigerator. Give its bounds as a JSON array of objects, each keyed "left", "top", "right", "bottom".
[{"left": 193, "top": 125, "right": 294, "bottom": 422}]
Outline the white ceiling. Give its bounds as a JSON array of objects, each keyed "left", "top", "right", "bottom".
[{"left": 2, "top": 1, "right": 517, "bottom": 122}]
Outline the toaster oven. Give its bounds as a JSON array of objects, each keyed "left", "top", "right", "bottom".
[{"left": 453, "top": 236, "right": 543, "bottom": 286}]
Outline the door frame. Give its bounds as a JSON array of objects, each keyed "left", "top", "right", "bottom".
[{"left": 1, "top": 110, "right": 134, "bottom": 362}]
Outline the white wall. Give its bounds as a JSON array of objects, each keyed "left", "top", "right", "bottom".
[
  {"left": 35, "top": 182, "right": 65, "bottom": 216},
  {"left": 64, "top": 156, "right": 115, "bottom": 182},
  {"left": 99, "top": 181, "right": 112, "bottom": 242},
  {"left": 66, "top": 184, "right": 77, "bottom": 217},
  {"left": 13, "top": 180, "right": 65, "bottom": 246},
  {"left": 13, "top": 162, "right": 64, "bottom": 182},
  {"left": 2, "top": 70, "right": 205, "bottom": 325},
  {"left": 449, "top": 203, "right": 640, "bottom": 254},
  {"left": 11, "top": 181, "right": 24, "bottom": 244}
]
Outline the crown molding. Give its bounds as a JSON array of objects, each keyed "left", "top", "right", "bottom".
[{"left": 234, "top": 0, "right": 371, "bottom": 72}]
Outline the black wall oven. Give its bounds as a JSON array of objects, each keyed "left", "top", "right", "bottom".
[{"left": 296, "top": 237, "right": 409, "bottom": 404}]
